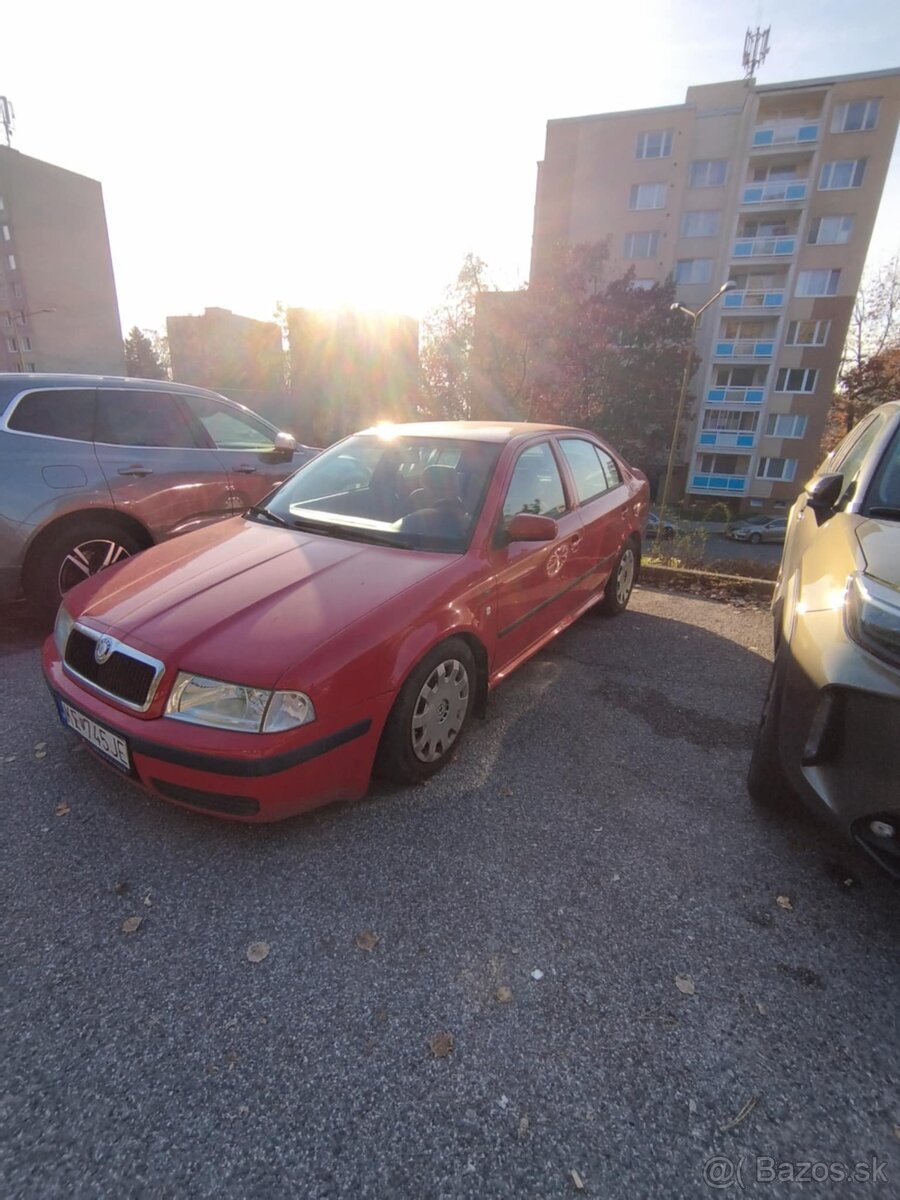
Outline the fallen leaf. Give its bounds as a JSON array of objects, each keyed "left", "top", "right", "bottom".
[
  {"left": 776, "top": 895, "right": 793, "bottom": 911},
  {"left": 718, "top": 1094, "right": 760, "bottom": 1132},
  {"left": 570, "top": 1168, "right": 585, "bottom": 1191},
  {"left": 121, "top": 916, "right": 142, "bottom": 934},
  {"left": 246, "top": 941, "right": 270, "bottom": 963},
  {"left": 355, "top": 930, "right": 380, "bottom": 952},
  {"left": 756, "top": 1001, "right": 767, "bottom": 1016},
  {"left": 530, "top": 968, "right": 544, "bottom": 981},
  {"left": 428, "top": 1031, "right": 454, "bottom": 1058},
  {"left": 3, "top": 755, "right": 17, "bottom": 763},
  {"left": 675, "top": 974, "right": 695, "bottom": 996},
  {"left": 612, "top": 873, "right": 621, "bottom": 882},
  {"left": 236, "top": 1104, "right": 249, "bottom": 1117},
  {"left": 518, "top": 1115, "right": 530, "bottom": 1139},
  {"left": 35, "top": 750, "right": 47, "bottom": 760},
  {"left": 143, "top": 893, "right": 152, "bottom": 907},
  {"left": 495, "top": 985, "right": 513, "bottom": 1003},
  {"left": 498, "top": 1094, "right": 509, "bottom": 1109},
  {"left": 688, "top": 1099, "right": 697, "bottom": 1114},
  {"left": 34, "top": 741, "right": 47, "bottom": 751},
  {"left": 114, "top": 881, "right": 129, "bottom": 896},
  {"left": 55, "top": 802, "right": 70, "bottom": 817}
]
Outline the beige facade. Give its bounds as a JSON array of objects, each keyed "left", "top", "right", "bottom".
[
  {"left": 0, "top": 147, "right": 124, "bottom": 376},
  {"left": 531, "top": 69, "right": 900, "bottom": 512},
  {"left": 167, "top": 307, "right": 284, "bottom": 393}
]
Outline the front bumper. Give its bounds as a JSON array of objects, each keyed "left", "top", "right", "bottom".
[
  {"left": 44, "top": 642, "right": 393, "bottom": 822},
  {"left": 775, "top": 607, "right": 900, "bottom": 873}
]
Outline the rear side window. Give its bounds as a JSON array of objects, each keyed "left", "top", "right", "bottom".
[
  {"left": 597, "top": 448, "right": 623, "bottom": 488},
  {"left": 559, "top": 438, "right": 611, "bottom": 504},
  {"left": 6, "top": 389, "right": 95, "bottom": 441},
  {"left": 95, "top": 390, "right": 199, "bottom": 449},
  {"left": 180, "top": 393, "right": 275, "bottom": 450}
]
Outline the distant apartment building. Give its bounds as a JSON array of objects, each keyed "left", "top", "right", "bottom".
[
  {"left": 167, "top": 307, "right": 284, "bottom": 393},
  {"left": 287, "top": 308, "right": 420, "bottom": 445},
  {"left": 530, "top": 68, "right": 900, "bottom": 511},
  {"left": 0, "top": 146, "right": 124, "bottom": 375}
]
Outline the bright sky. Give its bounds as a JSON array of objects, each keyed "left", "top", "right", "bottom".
[{"left": 4, "top": 0, "right": 899, "bottom": 334}]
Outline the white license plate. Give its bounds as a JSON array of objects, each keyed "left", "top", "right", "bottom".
[{"left": 58, "top": 700, "right": 131, "bottom": 771}]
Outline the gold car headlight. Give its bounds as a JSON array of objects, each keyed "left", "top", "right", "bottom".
[
  {"left": 164, "top": 672, "right": 316, "bottom": 733},
  {"left": 845, "top": 573, "right": 900, "bottom": 670}
]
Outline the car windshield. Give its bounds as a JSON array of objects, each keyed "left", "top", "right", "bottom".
[
  {"left": 863, "top": 423, "right": 900, "bottom": 521},
  {"left": 259, "top": 433, "right": 501, "bottom": 552},
  {"left": 739, "top": 515, "right": 771, "bottom": 526}
]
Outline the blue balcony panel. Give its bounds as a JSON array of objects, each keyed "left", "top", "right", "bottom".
[
  {"left": 736, "top": 433, "right": 755, "bottom": 447},
  {"left": 746, "top": 388, "right": 765, "bottom": 403}
]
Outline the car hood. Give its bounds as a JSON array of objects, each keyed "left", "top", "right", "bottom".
[
  {"left": 71, "top": 518, "right": 456, "bottom": 687},
  {"left": 856, "top": 519, "right": 900, "bottom": 590}
]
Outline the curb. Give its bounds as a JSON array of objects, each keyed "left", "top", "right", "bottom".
[{"left": 640, "top": 562, "right": 775, "bottom": 602}]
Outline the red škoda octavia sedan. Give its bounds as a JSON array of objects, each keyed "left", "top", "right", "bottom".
[{"left": 44, "top": 423, "right": 649, "bottom": 820}]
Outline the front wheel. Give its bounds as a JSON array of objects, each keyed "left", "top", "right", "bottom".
[
  {"left": 375, "top": 638, "right": 476, "bottom": 785},
  {"left": 598, "top": 538, "right": 639, "bottom": 617},
  {"left": 749, "top": 532, "right": 762, "bottom": 545}
]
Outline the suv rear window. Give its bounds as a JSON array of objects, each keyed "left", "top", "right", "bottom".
[
  {"left": 95, "top": 390, "right": 199, "bottom": 448},
  {"left": 6, "top": 389, "right": 95, "bottom": 441}
]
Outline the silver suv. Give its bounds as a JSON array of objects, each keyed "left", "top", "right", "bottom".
[
  {"left": 0, "top": 374, "right": 315, "bottom": 620},
  {"left": 748, "top": 401, "right": 900, "bottom": 876}
]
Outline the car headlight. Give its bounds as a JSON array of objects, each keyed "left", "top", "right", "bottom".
[
  {"left": 845, "top": 572, "right": 900, "bottom": 669},
  {"left": 54, "top": 605, "right": 75, "bottom": 656},
  {"left": 164, "top": 672, "right": 316, "bottom": 733}
]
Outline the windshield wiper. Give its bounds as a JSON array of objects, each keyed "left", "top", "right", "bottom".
[
  {"left": 246, "top": 504, "right": 291, "bottom": 528},
  {"left": 287, "top": 515, "right": 411, "bottom": 548},
  {"left": 866, "top": 506, "right": 900, "bottom": 519}
]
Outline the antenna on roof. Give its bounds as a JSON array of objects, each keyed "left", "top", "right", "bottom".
[
  {"left": 0, "top": 96, "right": 14, "bottom": 146},
  {"left": 742, "top": 26, "right": 771, "bottom": 80}
]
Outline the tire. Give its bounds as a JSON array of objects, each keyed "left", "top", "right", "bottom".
[
  {"left": 747, "top": 655, "right": 798, "bottom": 812},
  {"left": 598, "top": 538, "right": 639, "bottom": 617},
  {"left": 749, "top": 532, "right": 762, "bottom": 545},
  {"left": 26, "top": 519, "right": 144, "bottom": 623},
  {"left": 375, "top": 638, "right": 476, "bottom": 785}
]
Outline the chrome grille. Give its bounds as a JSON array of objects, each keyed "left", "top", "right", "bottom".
[{"left": 63, "top": 626, "right": 163, "bottom": 711}]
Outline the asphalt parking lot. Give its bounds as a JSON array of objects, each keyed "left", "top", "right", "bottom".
[{"left": 3, "top": 589, "right": 899, "bottom": 1199}]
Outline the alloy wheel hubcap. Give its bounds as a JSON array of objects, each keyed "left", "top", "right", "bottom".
[
  {"left": 58, "top": 538, "right": 131, "bottom": 595},
  {"left": 411, "top": 658, "right": 470, "bottom": 763},
  {"left": 616, "top": 548, "right": 635, "bottom": 607}
]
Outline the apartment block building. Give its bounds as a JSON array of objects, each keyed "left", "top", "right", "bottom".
[
  {"left": 167, "top": 307, "right": 284, "bottom": 393},
  {"left": 0, "top": 146, "right": 124, "bottom": 375},
  {"left": 530, "top": 68, "right": 900, "bottom": 511}
]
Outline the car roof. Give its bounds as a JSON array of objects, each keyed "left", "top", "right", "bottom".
[
  {"left": 356, "top": 420, "right": 594, "bottom": 444},
  {"left": 0, "top": 372, "right": 230, "bottom": 401}
]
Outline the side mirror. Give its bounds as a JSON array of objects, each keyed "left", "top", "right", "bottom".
[
  {"left": 806, "top": 472, "right": 843, "bottom": 511},
  {"left": 274, "top": 431, "right": 297, "bottom": 454},
  {"left": 506, "top": 513, "right": 559, "bottom": 542}
]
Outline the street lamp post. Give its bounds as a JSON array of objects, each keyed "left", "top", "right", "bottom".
[{"left": 656, "top": 281, "right": 736, "bottom": 530}]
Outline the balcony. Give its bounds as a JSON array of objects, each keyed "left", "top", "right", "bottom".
[
  {"left": 752, "top": 121, "right": 819, "bottom": 148},
  {"left": 742, "top": 181, "right": 808, "bottom": 204},
  {"left": 690, "top": 473, "right": 749, "bottom": 494},
  {"left": 714, "top": 339, "right": 775, "bottom": 359},
  {"left": 707, "top": 386, "right": 766, "bottom": 405},
  {"left": 733, "top": 235, "right": 796, "bottom": 258},
  {"left": 698, "top": 430, "right": 757, "bottom": 449},
  {"left": 723, "top": 289, "right": 784, "bottom": 311}
]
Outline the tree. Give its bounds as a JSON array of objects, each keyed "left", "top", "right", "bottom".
[
  {"left": 823, "top": 256, "right": 900, "bottom": 449},
  {"left": 124, "top": 326, "right": 169, "bottom": 380},
  {"left": 420, "top": 254, "right": 493, "bottom": 419}
]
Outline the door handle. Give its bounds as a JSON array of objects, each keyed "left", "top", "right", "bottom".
[
  {"left": 117, "top": 466, "right": 153, "bottom": 477},
  {"left": 568, "top": 534, "right": 583, "bottom": 549},
  {"left": 234, "top": 464, "right": 257, "bottom": 474}
]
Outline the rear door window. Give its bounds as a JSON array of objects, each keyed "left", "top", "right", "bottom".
[
  {"left": 180, "top": 393, "right": 276, "bottom": 450},
  {"left": 6, "top": 388, "right": 96, "bottom": 441},
  {"left": 559, "top": 438, "right": 610, "bottom": 504},
  {"left": 95, "top": 390, "right": 199, "bottom": 448},
  {"left": 596, "top": 448, "right": 623, "bottom": 488}
]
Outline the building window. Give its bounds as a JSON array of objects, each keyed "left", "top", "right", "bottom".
[
  {"left": 681, "top": 210, "right": 721, "bottom": 237},
  {"left": 715, "top": 366, "right": 765, "bottom": 387},
  {"left": 831, "top": 98, "right": 880, "bottom": 133},
  {"left": 776, "top": 367, "right": 818, "bottom": 393},
  {"left": 26, "top": 363, "right": 36, "bottom": 372},
  {"left": 807, "top": 215, "right": 854, "bottom": 245},
  {"left": 674, "top": 258, "right": 713, "bottom": 285},
  {"left": 624, "top": 231, "right": 660, "bottom": 259},
  {"left": 628, "top": 182, "right": 667, "bottom": 210},
  {"left": 766, "top": 413, "right": 808, "bottom": 438},
  {"left": 0, "top": 194, "right": 5, "bottom": 210},
  {"left": 12, "top": 283, "right": 22, "bottom": 298},
  {"left": 2, "top": 313, "right": 11, "bottom": 327},
  {"left": 5, "top": 337, "right": 16, "bottom": 352},
  {"left": 757, "top": 456, "right": 797, "bottom": 481},
  {"left": 819, "top": 159, "right": 866, "bottom": 190},
  {"left": 698, "top": 454, "right": 750, "bottom": 474},
  {"left": 689, "top": 159, "right": 728, "bottom": 188},
  {"left": 785, "top": 319, "right": 830, "bottom": 346},
  {"left": 21, "top": 336, "right": 32, "bottom": 352},
  {"left": 703, "top": 409, "right": 759, "bottom": 432},
  {"left": 629, "top": 278, "right": 656, "bottom": 290},
  {"left": 796, "top": 269, "right": 840, "bottom": 296},
  {"left": 1, "top": 224, "right": 9, "bottom": 242},
  {"left": 636, "top": 130, "right": 672, "bottom": 159},
  {"left": 6, "top": 254, "right": 16, "bottom": 270}
]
